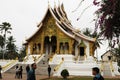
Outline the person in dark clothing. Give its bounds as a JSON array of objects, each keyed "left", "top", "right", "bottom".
[
  {"left": 48, "top": 65, "right": 51, "bottom": 78},
  {"left": 0, "top": 65, "right": 2, "bottom": 79},
  {"left": 92, "top": 67, "right": 104, "bottom": 80},
  {"left": 15, "top": 65, "right": 19, "bottom": 79},
  {"left": 27, "top": 63, "right": 37, "bottom": 80},
  {"left": 18, "top": 66, "right": 23, "bottom": 79},
  {"left": 26, "top": 64, "right": 30, "bottom": 80},
  {"left": 26, "top": 64, "right": 30, "bottom": 73}
]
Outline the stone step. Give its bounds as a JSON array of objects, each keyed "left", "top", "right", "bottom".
[
  {"left": 64, "top": 67, "right": 92, "bottom": 71},
  {"left": 68, "top": 71, "right": 92, "bottom": 76},
  {"left": 103, "top": 63, "right": 112, "bottom": 76}
]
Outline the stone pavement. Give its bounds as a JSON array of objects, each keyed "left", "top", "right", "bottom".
[{"left": 0, "top": 73, "right": 49, "bottom": 80}]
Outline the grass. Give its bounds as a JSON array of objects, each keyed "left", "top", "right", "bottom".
[{"left": 41, "top": 76, "right": 120, "bottom": 80}]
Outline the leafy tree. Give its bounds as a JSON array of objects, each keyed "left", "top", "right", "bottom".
[
  {"left": 6, "top": 36, "right": 18, "bottom": 59},
  {"left": 18, "top": 46, "right": 26, "bottom": 61},
  {"left": 93, "top": 0, "right": 120, "bottom": 45}
]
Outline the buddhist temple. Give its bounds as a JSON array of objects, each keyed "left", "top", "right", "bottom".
[
  {"left": 25, "top": 3, "right": 96, "bottom": 61},
  {"left": 1, "top": 1, "right": 119, "bottom": 77}
]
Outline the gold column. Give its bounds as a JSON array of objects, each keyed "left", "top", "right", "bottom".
[
  {"left": 57, "top": 41, "right": 60, "bottom": 54},
  {"left": 41, "top": 32, "right": 44, "bottom": 54},
  {"left": 41, "top": 39, "right": 44, "bottom": 54},
  {"left": 26, "top": 45, "right": 28, "bottom": 55},
  {"left": 30, "top": 42, "right": 33, "bottom": 55},
  {"left": 69, "top": 41, "right": 72, "bottom": 54},
  {"left": 89, "top": 42, "right": 94, "bottom": 56}
]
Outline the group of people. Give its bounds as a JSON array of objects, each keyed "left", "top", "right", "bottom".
[
  {"left": 15, "top": 63, "right": 104, "bottom": 80},
  {"left": 15, "top": 65, "right": 23, "bottom": 79}
]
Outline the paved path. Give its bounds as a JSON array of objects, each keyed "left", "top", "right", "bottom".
[
  {"left": 0, "top": 73, "right": 49, "bottom": 80},
  {"left": 0, "top": 72, "right": 120, "bottom": 80}
]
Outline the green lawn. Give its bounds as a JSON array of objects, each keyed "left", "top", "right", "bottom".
[{"left": 41, "top": 77, "right": 120, "bottom": 80}]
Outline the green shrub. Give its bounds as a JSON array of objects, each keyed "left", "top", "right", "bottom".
[{"left": 61, "top": 69, "right": 69, "bottom": 79}]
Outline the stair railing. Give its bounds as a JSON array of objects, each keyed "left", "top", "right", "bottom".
[
  {"left": 100, "top": 61, "right": 104, "bottom": 72},
  {"left": 2, "top": 60, "right": 18, "bottom": 72},
  {"left": 54, "top": 58, "right": 64, "bottom": 72},
  {"left": 49, "top": 54, "right": 56, "bottom": 62},
  {"left": 110, "top": 61, "right": 114, "bottom": 72}
]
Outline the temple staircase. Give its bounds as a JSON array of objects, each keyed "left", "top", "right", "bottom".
[
  {"left": 103, "top": 62, "right": 112, "bottom": 76},
  {"left": 50, "top": 55, "right": 98, "bottom": 76},
  {"left": 102, "top": 61, "right": 120, "bottom": 76},
  {"left": 6, "top": 54, "right": 44, "bottom": 74}
]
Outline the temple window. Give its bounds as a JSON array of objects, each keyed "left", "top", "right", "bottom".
[{"left": 38, "top": 43, "right": 41, "bottom": 50}]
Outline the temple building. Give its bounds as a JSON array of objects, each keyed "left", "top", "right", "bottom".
[{"left": 24, "top": 3, "right": 96, "bottom": 60}]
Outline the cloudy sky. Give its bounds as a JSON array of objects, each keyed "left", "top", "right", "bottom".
[{"left": 0, "top": 0, "right": 109, "bottom": 58}]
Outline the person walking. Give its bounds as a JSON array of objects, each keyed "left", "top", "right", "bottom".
[
  {"left": 27, "top": 63, "right": 37, "bottom": 80},
  {"left": 18, "top": 66, "right": 23, "bottom": 79},
  {"left": 48, "top": 65, "right": 51, "bottom": 78},
  {"left": 92, "top": 67, "right": 104, "bottom": 80},
  {"left": 0, "top": 65, "right": 2, "bottom": 79},
  {"left": 15, "top": 65, "right": 19, "bottom": 79},
  {"left": 26, "top": 64, "right": 30, "bottom": 80},
  {"left": 26, "top": 64, "right": 30, "bottom": 73}
]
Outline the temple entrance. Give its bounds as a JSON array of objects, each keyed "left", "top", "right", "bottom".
[
  {"left": 80, "top": 47, "right": 84, "bottom": 56},
  {"left": 78, "top": 47, "right": 85, "bottom": 60},
  {"left": 44, "top": 36, "right": 57, "bottom": 55},
  {"left": 51, "top": 36, "right": 57, "bottom": 53}
]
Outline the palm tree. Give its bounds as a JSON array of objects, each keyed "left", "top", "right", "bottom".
[
  {"left": 0, "top": 22, "right": 12, "bottom": 59},
  {"left": 83, "top": 28, "right": 103, "bottom": 61},
  {"left": 6, "top": 36, "right": 18, "bottom": 59},
  {"left": 0, "top": 22, "right": 12, "bottom": 40},
  {"left": 83, "top": 28, "right": 92, "bottom": 37},
  {"left": 18, "top": 46, "right": 26, "bottom": 61},
  {"left": 6, "top": 36, "right": 16, "bottom": 51},
  {"left": 93, "top": 34, "right": 103, "bottom": 62}
]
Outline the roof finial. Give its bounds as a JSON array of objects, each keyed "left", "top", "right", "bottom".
[
  {"left": 54, "top": 0, "right": 57, "bottom": 8},
  {"left": 58, "top": 0, "right": 60, "bottom": 7},
  {"left": 48, "top": 0, "right": 50, "bottom": 8}
]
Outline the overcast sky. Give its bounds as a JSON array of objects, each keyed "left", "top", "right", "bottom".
[{"left": 0, "top": 0, "right": 109, "bottom": 59}]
